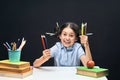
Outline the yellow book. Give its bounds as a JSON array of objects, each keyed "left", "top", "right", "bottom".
[
  {"left": 0, "top": 65, "right": 30, "bottom": 73},
  {"left": 0, "top": 69, "right": 33, "bottom": 78},
  {"left": 0, "top": 60, "right": 32, "bottom": 78},
  {"left": 0, "top": 60, "right": 30, "bottom": 68}
]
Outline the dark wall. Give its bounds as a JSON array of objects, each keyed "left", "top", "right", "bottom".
[{"left": 0, "top": 0, "right": 120, "bottom": 79}]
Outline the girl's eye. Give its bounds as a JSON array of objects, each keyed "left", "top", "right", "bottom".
[
  {"left": 70, "top": 35, "right": 74, "bottom": 37},
  {"left": 63, "top": 33, "right": 67, "bottom": 36}
]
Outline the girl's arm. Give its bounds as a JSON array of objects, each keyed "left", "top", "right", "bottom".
[
  {"left": 80, "top": 35, "right": 92, "bottom": 66},
  {"left": 33, "top": 49, "right": 51, "bottom": 68}
]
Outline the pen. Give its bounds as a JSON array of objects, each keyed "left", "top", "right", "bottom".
[
  {"left": 56, "top": 22, "right": 59, "bottom": 28},
  {"left": 46, "top": 32, "right": 55, "bottom": 36},
  {"left": 16, "top": 38, "right": 21, "bottom": 49},
  {"left": 5, "top": 42, "right": 11, "bottom": 50},
  {"left": 86, "top": 33, "right": 93, "bottom": 36},
  {"left": 3, "top": 43, "right": 9, "bottom": 50}
]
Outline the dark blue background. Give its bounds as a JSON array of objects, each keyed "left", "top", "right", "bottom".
[{"left": 0, "top": 0, "right": 120, "bottom": 79}]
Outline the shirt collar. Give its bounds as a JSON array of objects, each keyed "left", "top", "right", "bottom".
[{"left": 61, "top": 43, "right": 74, "bottom": 51}]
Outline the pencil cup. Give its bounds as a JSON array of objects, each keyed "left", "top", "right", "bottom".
[{"left": 8, "top": 50, "right": 21, "bottom": 62}]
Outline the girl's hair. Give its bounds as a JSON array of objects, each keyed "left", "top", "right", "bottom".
[{"left": 55, "top": 22, "right": 80, "bottom": 41}]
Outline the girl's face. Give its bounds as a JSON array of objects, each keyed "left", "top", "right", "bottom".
[{"left": 59, "top": 27, "right": 77, "bottom": 47}]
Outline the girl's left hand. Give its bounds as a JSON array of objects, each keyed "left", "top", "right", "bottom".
[{"left": 79, "top": 35, "right": 88, "bottom": 45}]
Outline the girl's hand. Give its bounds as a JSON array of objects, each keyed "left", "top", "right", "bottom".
[
  {"left": 42, "top": 49, "right": 50, "bottom": 58},
  {"left": 79, "top": 35, "right": 88, "bottom": 47},
  {"left": 33, "top": 49, "right": 51, "bottom": 67}
]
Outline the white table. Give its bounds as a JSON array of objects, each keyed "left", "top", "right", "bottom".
[
  {"left": 33, "top": 66, "right": 108, "bottom": 80},
  {"left": 0, "top": 66, "right": 108, "bottom": 80}
]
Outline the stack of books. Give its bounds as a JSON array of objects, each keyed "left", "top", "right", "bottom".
[
  {"left": 0, "top": 60, "right": 32, "bottom": 78},
  {"left": 76, "top": 66, "right": 108, "bottom": 78}
]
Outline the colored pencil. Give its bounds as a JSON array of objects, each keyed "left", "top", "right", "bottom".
[{"left": 41, "top": 35, "right": 46, "bottom": 50}]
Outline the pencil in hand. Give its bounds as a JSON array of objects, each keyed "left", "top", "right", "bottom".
[
  {"left": 80, "top": 22, "right": 93, "bottom": 36},
  {"left": 41, "top": 35, "right": 48, "bottom": 50}
]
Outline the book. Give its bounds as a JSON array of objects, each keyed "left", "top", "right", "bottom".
[
  {"left": 0, "top": 60, "right": 30, "bottom": 68},
  {"left": 0, "top": 68, "right": 33, "bottom": 78},
  {"left": 76, "top": 66, "right": 108, "bottom": 78},
  {"left": 0, "top": 59, "right": 32, "bottom": 78},
  {"left": 0, "top": 65, "right": 30, "bottom": 73}
]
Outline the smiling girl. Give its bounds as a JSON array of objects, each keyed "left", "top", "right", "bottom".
[{"left": 33, "top": 22, "right": 92, "bottom": 67}]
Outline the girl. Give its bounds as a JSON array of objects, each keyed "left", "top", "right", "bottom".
[{"left": 33, "top": 22, "right": 92, "bottom": 67}]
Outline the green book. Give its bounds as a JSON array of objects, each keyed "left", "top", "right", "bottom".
[{"left": 76, "top": 66, "right": 108, "bottom": 78}]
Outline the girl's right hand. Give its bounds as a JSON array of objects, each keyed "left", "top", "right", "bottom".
[
  {"left": 33, "top": 49, "right": 51, "bottom": 67},
  {"left": 42, "top": 49, "right": 51, "bottom": 58}
]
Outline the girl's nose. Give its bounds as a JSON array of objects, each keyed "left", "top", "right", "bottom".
[{"left": 66, "top": 36, "right": 70, "bottom": 40}]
